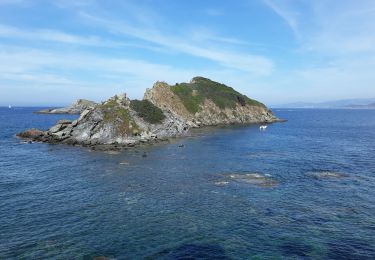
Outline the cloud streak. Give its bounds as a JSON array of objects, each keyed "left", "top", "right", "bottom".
[
  {"left": 264, "top": 0, "right": 375, "bottom": 55},
  {"left": 0, "top": 44, "right": 214, "bottom": 97},
  {"left": 0, "top": 24, "right": 166, "bottom": 51},
  {"left": 259, "top": 0, "right": 375, "bottom": 103},
  {"left": 262, "top": 0, "right": 299, "bottom": 35},
  {"left": 79, "top": 12, "right": 274, "bottom": 75}
]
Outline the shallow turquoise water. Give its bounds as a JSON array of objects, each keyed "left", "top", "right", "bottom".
[{"left": 0, "top": 108, "right": 374, "bottom": 259}]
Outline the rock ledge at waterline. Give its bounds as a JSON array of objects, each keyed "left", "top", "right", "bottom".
[{"left": 17, "top": 77, "right": 284, "bottom": 149}]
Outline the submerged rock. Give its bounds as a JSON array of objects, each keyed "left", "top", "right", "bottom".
[
  {"left": 307, "top": 171, "right": 348, "bottom": 179},
  {"left": 103, "top": 150, "right": 121, "bottom": 155},
  {"left": 214, "top": 181, "right": 230, "bottom": 186},
  {"left": 18, "top": 77, "right": 283, "bottom": 149},
  {"left": 119, "top": 161, "right": 129, "bottom": 165},
  {"left": 226, "top": 173, "right": 278, "bottom": 187}
]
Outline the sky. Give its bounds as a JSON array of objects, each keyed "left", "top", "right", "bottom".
[{"left": 0, "top": 0, "right": 375, "bottom": 106}]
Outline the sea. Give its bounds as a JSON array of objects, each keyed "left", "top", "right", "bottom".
[{"left": 0, "top": 107, "right": 374, "bottom": 259}]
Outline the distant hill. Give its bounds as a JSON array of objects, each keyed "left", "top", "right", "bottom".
[
  {"left": 274, "top": 98, "right": 375, "bottom": 109},
  {"left": 345, "top": 102, "right": 375, "bottom": 109}
]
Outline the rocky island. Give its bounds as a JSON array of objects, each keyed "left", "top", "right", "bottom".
[
  {"left": 35, "top": 99, "right": 97, "bottom": 114},
  {"left": 18, "top": 77, "right": 281, "bottom": 150}
]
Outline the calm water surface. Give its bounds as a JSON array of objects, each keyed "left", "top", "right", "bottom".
[{"left": 0, "top": 108, "right": 374, "bottom": 259}]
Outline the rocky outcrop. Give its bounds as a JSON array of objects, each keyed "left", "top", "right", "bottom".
[
  {"left": 18, "top": 77, "right": 282, "bottom": 149},
  {"left": 19, "top": 93, "right": 189, "bottom": 149},
  {"left": 16, "top": 128, "right": 45, "bottom": 139},
  {"left": 35, "top": 99, "right": 97, "bottom": 114}
]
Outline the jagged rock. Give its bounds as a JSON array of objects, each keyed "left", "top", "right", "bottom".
[
  {"left": 49, "top": 124, "right": 63, "bottom": 133},
  {"left": 71, "top": 120, "right": 79, "bottom": 127},
  {"left": 34, "top": 99, "right": 97, "bottom": 114},
  {"left": 18, "top": 77, "right": 283, "bottom": 150}
]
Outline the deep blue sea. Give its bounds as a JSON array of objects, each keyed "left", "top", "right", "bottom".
[{"left": 0, "top": 107, "right": 374, "bottom": 259}]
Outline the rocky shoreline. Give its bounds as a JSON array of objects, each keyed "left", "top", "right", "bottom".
[{"left": 17, "top": 77, "right": 284, "bottom": 150}]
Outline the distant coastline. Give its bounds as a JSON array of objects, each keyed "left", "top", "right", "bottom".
[{"left": 274, "top": 98, "right": 375, "bottom": 109}]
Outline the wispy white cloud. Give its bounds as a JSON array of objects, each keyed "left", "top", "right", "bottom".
[
  {"left": 0, "top": 44, "right": 209, "bottom": 98},
  {"left": 0, "top": 24, "right": 166, "bottom": 52},
  {"left": 286, "top": 58, "right": 375, "bottom": 102},
  {"left": 1, "top": 2, "right": 274, "bottom": 76},
  {"left": 262, "top": 0, "right": 299, "bottom": 35},
  {"left": 264, "top": 0, "right": 375, "bottom": 55},
  {"left": 0, "top": 43, "right": 271, "bottom": 105},
  {"left": 0, "top": 24, "right": 105, "bottom": 46},
  {"left": 260, "top": 0, "right": 375, "bottom": 103},
  {"left": 79, "top": 12, "right": 273, "bottom": 75}
]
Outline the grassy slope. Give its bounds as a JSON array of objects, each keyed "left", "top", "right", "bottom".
[{"left": 170, "top": 77, "right": 266, "bottom": 114}]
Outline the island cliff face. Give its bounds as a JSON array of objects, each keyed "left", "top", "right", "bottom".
[{"left": 18, "top": 77, "right": 279, "bottom": 149}]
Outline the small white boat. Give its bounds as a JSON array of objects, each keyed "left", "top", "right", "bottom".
[
  {"left": 8, "top": 105, "right": 12, "bottom": 109},
  {"left": 259, "top": 125, "right": 268, "bottom": 131}
]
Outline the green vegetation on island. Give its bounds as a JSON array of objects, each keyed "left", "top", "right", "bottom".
[
  {"left": 170, "top": 77, "right": 265, "bottom": 114},
  {"left": 130, "top": 99, "right": 166, "bottom": 124}
]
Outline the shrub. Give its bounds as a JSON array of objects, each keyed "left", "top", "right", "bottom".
[{"left": 130, "top": 100, "right": 166, "bottom": 124}]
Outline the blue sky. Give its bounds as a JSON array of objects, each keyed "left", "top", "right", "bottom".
[{"left": 1, "top": 0, "right": 375, "bottom": 106}]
